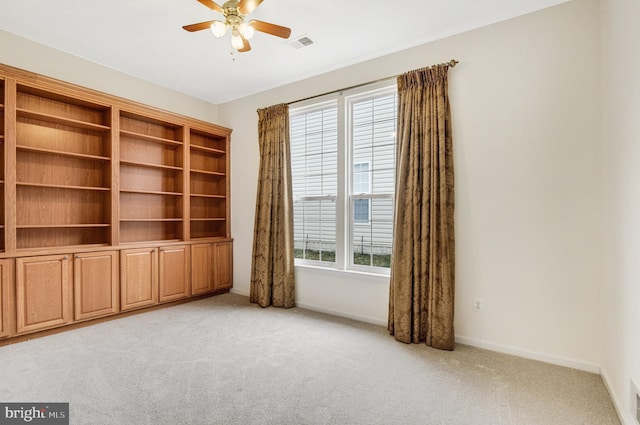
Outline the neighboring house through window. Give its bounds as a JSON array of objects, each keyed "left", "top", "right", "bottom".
[{"left": 353, "top": 162, "right": 370, "bottom": 223}]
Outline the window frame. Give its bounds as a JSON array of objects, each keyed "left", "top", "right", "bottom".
[{"left": 290, "top": 81, "right": 397, "bottom": 275}]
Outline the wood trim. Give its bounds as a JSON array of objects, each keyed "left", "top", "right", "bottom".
[
  {"left": 110, "top": 106, "right": 120, "bottom": 246},
  {"left": 0, "top": 259, "right": 13, "bottom": 338},
  {"left": 225, "top": 135, "right": 231, "bottom": 238},
  {"left": 0, "top": 238, "right": 233, "bottom": 259},
  {"left": 4, "top": 78, "right": 16, "bottom": 255},
  {"left": 182, "top": 126, "right": 191, "bottom": 241}
]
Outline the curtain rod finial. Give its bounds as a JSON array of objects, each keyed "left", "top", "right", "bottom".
[{"left": 449, "top": 59, "right": 459, "bottom": 67}]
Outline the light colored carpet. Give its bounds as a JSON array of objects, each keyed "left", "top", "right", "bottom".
[{"left": 0, "top": 293, "right": 619, "bottom": 425}]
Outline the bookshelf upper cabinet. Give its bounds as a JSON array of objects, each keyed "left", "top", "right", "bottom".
[
  {"left": 119, "top": 111, "right": 185, "bottom": 244},
  {"left": 189, "top": 129, "right": 229, "bottom": 239},
  {"left": 15, "top": 84, "right": 112, "bottom": 251},
  {"left": 0, "top": 64, "right": 231, "bottom": 256}
]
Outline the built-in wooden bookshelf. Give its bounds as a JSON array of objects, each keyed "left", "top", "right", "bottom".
[
  {"left": 190, "top": 129, "right": 228, "bottom": 239},
  {"left": 0, "top": 63, "right": 232, "bottom": 345},
  {"left": 15, "top": 84, "right": 112, "bottom": 250},
  {"left": 119, "top": 111, "right": 185, "bottom": 244}
]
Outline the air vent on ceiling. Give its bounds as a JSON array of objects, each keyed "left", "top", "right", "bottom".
[{"left": 288, "top": 35, "right": 315, "bottom": 49}]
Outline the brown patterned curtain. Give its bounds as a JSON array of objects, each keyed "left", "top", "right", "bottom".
[
  {"left": 250, "top": 104, "right": 295, "bottom": 308},
  {"left": 388, "top": 64, "right": 455, "bottom": 350}
]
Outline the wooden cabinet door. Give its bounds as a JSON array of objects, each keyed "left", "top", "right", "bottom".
[
  {"left": 0, "top": 259, "right": 14, "bottom": 339},
  {"left": 16, "top": 254, "right": 73, "bottom": 335},
  {"left": 74, "top": 251, "right": 119, "bottom": 321},
  {"left": 159, "top": 245, "right": 190, "bottom": 303},
  {"left": 214, "top": 241, "right": 233, "bottom": 290},
  {"left": 120, "top": 248, "right": 158, "bottom": 311},
  {"left": 191, "top": 243, "right": 214, "bottom": 295}
]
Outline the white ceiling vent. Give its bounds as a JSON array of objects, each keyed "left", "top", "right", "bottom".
[{"left": 288, "top": 35, "right": 315, "bottom": 49}]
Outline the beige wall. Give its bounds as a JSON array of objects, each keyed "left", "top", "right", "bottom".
[
  {"left": 218, "top": 0, "right": 603, "bottom": 371},
  {"left": 0, "top": 30, "right": 219, "bottom": 123},
  {"left": 601, "top": 0, "right": 640, "bottom": 423}
]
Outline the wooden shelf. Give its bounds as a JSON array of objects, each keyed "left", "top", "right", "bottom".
[
  {"left": 120, "top": 189, "right": 182, "bottom": 196},
  {"left": 16, "top": 243, "right": 111, "bottom": 255},
  {"left": 190, "top": 169, "right": 225, "bottom": 177},
  {"left": 120, "top": 239, "right": 181, "bottom": 246},
  {"left": 17, "top": 108, "right": 111, "bottom": 132},
  {"left": 120, "top": 130, "right": 183, "bottom": 147},
  {"left": 17, "top": 224, "right": 110, "bottom": 229},
  {"left": 17, "top": 144, "right": 110, "bottom": 161},
  {"left": 190, "top": 193, "right": 226, "bottom": 199},
  {"left": 17, "top": 182, "right": 110, "bottom": 191},
  {"left": 120, "top": 219, "right": 183, "bottom": 222},
  {"left": 120, "top": 159, "right": 182, "bottom": 171},
  {"left": 190, "top": 218, "right": 226, "bottom": 222},
  {"left": 190, "top": 144, "right": 225, "bottom": 155}
]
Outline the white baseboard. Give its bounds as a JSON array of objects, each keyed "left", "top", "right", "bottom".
[
  {"left": 229, "top": 288, "right": 250, "bottom": 297},
  {"left": 601, "top": 368, "right": 637, "bottom": 425},
  {"left": 294, "top": 301, "right": 388, "bottom": 327},
  {"left": 454, "top": 334, "right": 601, "bottom": 374}
]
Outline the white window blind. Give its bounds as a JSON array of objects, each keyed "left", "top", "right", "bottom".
[
  {"left": 349, "top": 91, "right": 397, "bottom": 269},
  {"left": 290, "top": 102, "right": 338, "bottom": 263},
  {"left": 290, "top": 83, "right": 397, "bottom": 273}
]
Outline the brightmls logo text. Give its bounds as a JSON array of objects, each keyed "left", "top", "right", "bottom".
[{"left": 0, "top": 404, "right": 68, "bottom": 424}]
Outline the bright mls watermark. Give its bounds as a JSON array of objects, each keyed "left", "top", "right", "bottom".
[{"left": 0, "top": 403, "right": 68, "bottom": 424}]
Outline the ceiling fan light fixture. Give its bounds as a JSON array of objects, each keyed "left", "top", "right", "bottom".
[
  {"left": 231, "top": 29, "right": 244, "bottom": 49},
  {"left": 210, "top": 20, "right": 228, "bottom": 38},
  {"left": 239, "top": 22, "right": 255, "bottom": 40},
  {"left": 184, "top": 0, "right": 291, "bottom": 53}
]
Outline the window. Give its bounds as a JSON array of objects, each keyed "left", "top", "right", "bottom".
[{"left": 290, "top": 83, "right": 397, "bottom": 273}]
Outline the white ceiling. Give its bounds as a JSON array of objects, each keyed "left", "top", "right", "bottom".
[{"left": 0, "top": 0, "right": 568, "bottom": 105}]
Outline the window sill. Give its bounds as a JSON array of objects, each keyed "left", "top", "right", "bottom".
[{"left": 294, "top": 262, "right": 390, "bottom": 279}]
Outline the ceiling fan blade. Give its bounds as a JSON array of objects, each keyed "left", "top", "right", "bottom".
[
  {"left": 238, "top": 36, "right": 251, "bottom": 52},
  {"left": 250, "top": 20, "right": 291, "bottom": 39},
  {"left": 237, "top": 0, "right": 264, "bottom": 15},
  {"left": 197, "top": 0, "right": 224, "bottom": 14},
  {"left": 183, "top": 20, "right": 215, "bottom": 32}
]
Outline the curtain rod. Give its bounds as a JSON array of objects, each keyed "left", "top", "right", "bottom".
[{"left": 285, "top": 59, "right": 459, "bottom": 106}]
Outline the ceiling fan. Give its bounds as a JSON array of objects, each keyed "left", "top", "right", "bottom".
[{"left": 183, "top": 0, "right": 292, "bottom": 52}]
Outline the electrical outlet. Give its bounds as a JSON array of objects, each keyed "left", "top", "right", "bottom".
[{"left": 473, "top": 298, "right": 484, "bottom": 312}]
